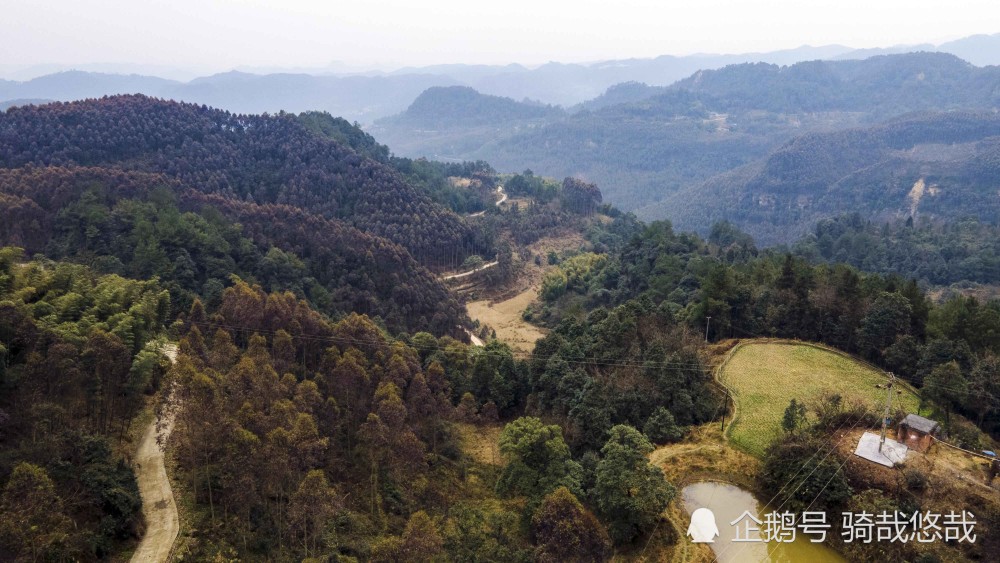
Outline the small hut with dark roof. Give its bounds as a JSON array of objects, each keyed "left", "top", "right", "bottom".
[{"left": 897, "top": 414, "right": 940, "bottom": 452}]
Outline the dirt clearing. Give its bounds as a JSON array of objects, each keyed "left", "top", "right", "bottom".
[
  {"left": 467, "top": 286, "right": 547, "bottom": 353},
  {"left": 464, "top": 232, "right": 586, "bottom": 353}
]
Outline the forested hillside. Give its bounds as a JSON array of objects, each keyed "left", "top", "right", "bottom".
[
  {"left": 0, "top": 96, "right": 499, "bottom": 335},
  {"left": 650, "top": 110, "right": 1000, "bottom": 243},
  {"left": 0, "top": 251, "right": 171, "bottom": 559},
  {"left": 532, "top": 217, "right": 1000, "bottom": 438},
  {"left": 141, "top": 279, "right": 678, "bottom": 560},
  {"left": 298, "top": 111, "right": 499, "bottom": 215},
  {"left": 2, "top": 62, "right": 999, "bottom": 563},
  {"left": 0, "top": 95, "right": 478, "bottom": 266},
  {"left": 386, "top": 86, "right": 562, "bottom": 128},
  {"left": 794, "top": 214, "right": 1000, "bottom": 286},
  {"left": 671, "top": 52, "right": 1000, "bottom": 116},
  {"left": 0, "top": 165, "right": 467, "bottom": 335}
]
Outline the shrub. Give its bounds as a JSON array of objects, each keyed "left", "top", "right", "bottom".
[{"left": 904, "top": 468, "right": 927, "bottom": 491}]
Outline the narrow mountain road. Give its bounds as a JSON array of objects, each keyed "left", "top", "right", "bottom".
[
  {"left": 467, "top": 185, "right": 506, "bottom": 217},
  {"left": 465, "top": 329, "right": 485, "bottom": 346},
  {"left": 131, "top": 344, "right": 179, "bottom": 563},
  {"left": 440, "top": 260, "right": 499, "bottom": 281}
]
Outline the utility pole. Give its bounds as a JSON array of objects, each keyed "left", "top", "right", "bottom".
[
  {"left": 877, "top": 373, "right": 896, "bottom": 453},
  {"left": 705, "top": 316, "right": 711, "bottom": 343}
]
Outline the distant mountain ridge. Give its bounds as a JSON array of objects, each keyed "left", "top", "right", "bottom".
[
  {"left": 0, "top": 98, "right": 52, "bottom": 111},
  {"left": 387, "top": 52, "right": 1000, "bottom": 213},
  {"left": 4, "top": 33, "right": 1000, "bottom": 119},
  {"left": 670, "top": 52, "right": 997, "bottom": 115},
  {"left": 369, "top": 86, "right": 563, "bottom": 159},
  {"left": 386, "top": 86, "right": 562, "bottom": 128},
  {"left": 0, "top": 70, "right": 459, "bottom": 122}
]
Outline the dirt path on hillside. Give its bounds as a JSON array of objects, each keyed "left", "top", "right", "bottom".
[
  {"left": 468, "top": 185, "right": 506, "bottom": 218},
  {"left": 441, "top": 260, "right": 499, "bottom": 281},
  {"left": 131, "top": 344, "right": 179, "bottom": 563},
  {"left": 465, "top": 329, "right": 485, "bottom": 346}
]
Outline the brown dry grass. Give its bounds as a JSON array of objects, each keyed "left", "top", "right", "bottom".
[
  {"left": 467, "top": 288, "right": 548, "bottom": 354},
  {"left": 650, "top": 425, "right": 762, "bottom": 491},
  {"left": 832, "top": 426, "right": 1000, "bottom": 561},
  {"left": 454, "top": 422, "right": 504, "bottom": 466},
  {"left": 835, "top": 426, "right": 999, "bottom": 504},
  {"left": 465, "top": 232, "right": 585, "bottom": 353}
]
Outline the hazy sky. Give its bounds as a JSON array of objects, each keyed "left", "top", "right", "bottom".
[{"left": 3, "top": 0, "right": 999, "bottom": 74}]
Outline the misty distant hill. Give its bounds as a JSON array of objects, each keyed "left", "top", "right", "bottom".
[
  {"left": 370, "top": 86, "right": 563, "bottom": 159},
  {"left": 670, "top": 52, "right": 995, "bottom": 116},
  {"left": 433, "top": 45, "right": 861, "bottom": 107},
  {"left": 4, "top": 71, "right": 177, "bottom": 101},
  {"left": 571, "top": 81, "right": 668, "bottom": 112},
  {"left": 0, "top": 70, "right": 459, "bottom": 122},
  {"left": 386, "top": 86, "right": 562, "bottom": 128},
  {"left": 5, "top": 34, "right": 1000, "bottom": 123},
  {"left": 937, "top": 33, "right": 1000, "bottom": 67},
  {"left": 644, "top": 111, "right": 1000, "bottom": 244},
  {"left": 418, "top": 52, "right": 1000, "bottom": 213},
  {"left": 0, "top": 99, "right": 52, "bottom": 111}
]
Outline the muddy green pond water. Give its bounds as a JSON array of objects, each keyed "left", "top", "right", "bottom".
[{"left": 681, "top": 481, "right": 846, "bottom": 563}]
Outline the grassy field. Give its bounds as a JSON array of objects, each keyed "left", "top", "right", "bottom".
[{"left": 720, "top": 341, "right": 922, "bottom": 457}]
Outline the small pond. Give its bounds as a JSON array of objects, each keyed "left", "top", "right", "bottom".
[{"left": 681, "top": 481, "right": 846, "bottom": 563}]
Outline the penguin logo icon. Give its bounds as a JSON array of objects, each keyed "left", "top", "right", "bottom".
[{"left": 687, "top": 507, "right": 720, "bottom": 543}]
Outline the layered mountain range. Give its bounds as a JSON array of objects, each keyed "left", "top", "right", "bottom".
[{"left": 376, "top": 52, "right": 1000, "bottom": 242}]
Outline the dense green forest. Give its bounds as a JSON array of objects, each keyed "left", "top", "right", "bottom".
[
  {"left": 2, "top": 93, "right": 1000, "bottom": 562},
  {"left": 794, "top": 214, "right": 1000, "bottom": 286},
  {"left": 0, "top": 251, "right": 171, "bottom": 559},
  {"left": 299, "top": 111, "right": 499, "bottom": 215},
  {"left": 0, "top": 165, "right": 467, "bottom": 335},
  {"left": 0, "top": 98, "right": 513, "bottom": 335},
  {"left": 533, "top": 216, "right": 1000, "bottom": 438},
  {"left": 5, "top": 207, "right": 999, "bottom": 560},
  {"left": 158, "top": 279, "right": 677, "bottom": 560}
]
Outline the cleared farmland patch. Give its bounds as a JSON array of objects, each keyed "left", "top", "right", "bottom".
[{"left": 720, "top": 341, "right": 922, "bottom": 457}]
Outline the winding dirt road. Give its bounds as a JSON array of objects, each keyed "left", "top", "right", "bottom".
[
  {"left": 131, "top": 345, "right": 179, "bottom": 563},
  {"left": 467, "top": 185, "right": 506, "bottom": 217},
  {"left": 441, "top": 260, "right": 499, "bottom": 281}
]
